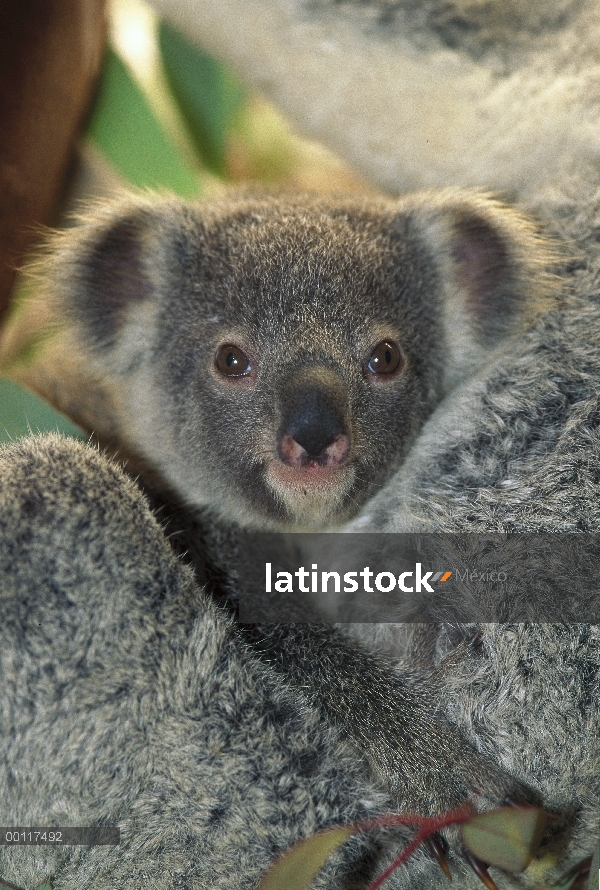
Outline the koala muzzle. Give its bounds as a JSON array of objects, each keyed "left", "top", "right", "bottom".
[{"left": 278, "top": 382, "right": 350, "bottom": 469}]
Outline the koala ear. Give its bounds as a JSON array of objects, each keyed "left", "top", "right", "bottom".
[
  {"left": 445, "top": 197, "right": 554, "bottom": 342},
  {"left": 45, "top": 197, "right": 172, "bottom": 356},
  {"left": 407, "top": 190, "right": 558, "bottom": 384},
  {"left": 74, "top": 212, "right": 154, "bottom": 347}
]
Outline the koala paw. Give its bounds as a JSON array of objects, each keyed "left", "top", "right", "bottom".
[{"left": 369, "top": 716, "right": 534, "bottom": 886}]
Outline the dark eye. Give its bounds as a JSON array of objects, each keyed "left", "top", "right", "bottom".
[
  {"left": 366, "top": 340, "right": 403, "bottom": 376},
  {"left": 215, "top": 344, "right": 252, "bottom": 377}
]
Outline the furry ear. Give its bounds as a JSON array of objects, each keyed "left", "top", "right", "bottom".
[
  {"left": 45, "top": 199, "right": 160, "bottom": 354},
  {"left": 446, "top": 198, "right": 556, "bottom": 341},
  {"left": 451, "top": 206, "right": 517, "bottom": 330},
  {"left": 49, "top": 198, "right": 156, "bottom": 352},
  {"left": 40, "top": 196, "right": 199, "bottom": 378},
  {"left": 407, "top": 190, "right": 559, "bottom": 384},
  {"left": 76, "top": 213, "right": 153, "bottom": 346}
]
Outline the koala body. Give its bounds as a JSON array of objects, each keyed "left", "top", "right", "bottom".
[
  {"left": 47, "top": 188, "right": 558, "bottom": 818},
  {"left": 2, "top": 186, "right": 598, "bottom": 890}
]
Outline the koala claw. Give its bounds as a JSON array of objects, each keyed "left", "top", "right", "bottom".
[
  {"left": 426, "top": 834, "right": 506, "bottom": 889},
  {"left": 426, "top": 835, "right": 452, "bottom": 880},
  {"left": 463, "top": 850, "right": 501, "bottom": 890}
]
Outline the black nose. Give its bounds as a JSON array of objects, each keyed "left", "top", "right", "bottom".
[
  {"left": 278, "top": 385, "right": 350, "bottom": 467},
  {"left": 286, "top": 388, "right": 345, "bottom": 456}
]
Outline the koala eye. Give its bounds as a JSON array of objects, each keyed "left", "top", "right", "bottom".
[
  {"left": 366, "top": 340, "right": 403, "bottom": 376},
  {"left": 215, "top": 344, "right": 252, "bottom": 377}
]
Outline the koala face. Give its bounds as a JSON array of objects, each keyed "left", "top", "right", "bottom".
[
  {"left": 128, "top": 200, "right": 445, "bottom": 529},
  {"left": 52, "top": 192, "right": 553, "bottom": 529}
]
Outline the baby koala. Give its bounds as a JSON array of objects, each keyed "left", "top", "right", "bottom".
[
  {"left": 50, "top": 189, "right": 554, "bottom": 532},
  {"left": 42, "top": 189, "right": 559, "bottom": 874}
]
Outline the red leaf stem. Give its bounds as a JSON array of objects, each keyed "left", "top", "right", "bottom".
[{"left": 347, "top": 805, "right": 475, "bottom": 890}]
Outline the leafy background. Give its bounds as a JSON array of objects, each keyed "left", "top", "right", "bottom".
[{"left": 0, "top": 0, "right": 368, "bottom": 445}]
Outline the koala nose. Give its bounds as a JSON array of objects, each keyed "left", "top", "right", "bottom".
[{"left": 278, "top": 385, "right": 350, "bottom": 467}]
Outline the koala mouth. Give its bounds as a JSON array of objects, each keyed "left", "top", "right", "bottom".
[
  {"left": 264, "top": 454, "right": 356, "bottom": 529},
  {"left": 270, "top": 430, "right": 353, "bottom": 494},
  {"left": 268, "top": 457, "right": 352, "bottom": 488}
]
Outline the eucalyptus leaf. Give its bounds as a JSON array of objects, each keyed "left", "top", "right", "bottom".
[
  {"left": 462, "top": 806, "right": 549, "bottom": 873},
  {"left": 159, "top": 23, "right": 246, "bottom": 176},
  {"left": 257, "top": 826, "right": 354, "bottom": 890},
  {"left": 0, "top": 379, "right": 84, "bottom": 445},
  {"left": 86, "top": 47, "right": 202, "bottom": 196}
]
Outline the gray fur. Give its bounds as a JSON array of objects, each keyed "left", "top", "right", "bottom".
[
  {"left": 345, "top": 183, "right": 600, "bottom": 880},
  {"left": 0, "top": 433, "right": 430, "bottom": 890}
]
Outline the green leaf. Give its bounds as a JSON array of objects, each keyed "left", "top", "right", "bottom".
[
  {"left": 462, "top": 806, "right": 549, "bottom": 873},
  {"left": 34, "top": 881, "right": 53, "bottom": 890},
  {"left": 0, "top": 379, "right": 84, "bottom": 444},
  {"left": 159, "top": 23, "right": 246, "bottom": 176},
  {"left": 257, "top": 826, "right": 354, "bottom": 890},
  {"left": 588, "top": 841, "right": 599, "bottom": 890},
  {"left": 86, "top": 47, "right": 202, "bottom": 197}
]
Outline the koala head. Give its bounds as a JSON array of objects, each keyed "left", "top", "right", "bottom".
[{"left": 50, "top": 191, "right": 554, "bottom": 529}]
